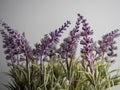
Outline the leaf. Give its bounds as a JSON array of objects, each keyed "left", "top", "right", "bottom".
[
  {"left": 85, "top": 72, "right": 95, "bottom": 86},
  {"left": 75, "top": 79, "right": 87, "bottom": 90}
]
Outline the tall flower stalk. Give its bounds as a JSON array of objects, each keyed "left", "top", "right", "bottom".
[
  {"left": 0, "top": 21, "right": 33, "bottom": 90},
  {"left": 80, "top": 15, "right": 94, "bottom": 73},
  {"left": 57, "top": 14, "right": 82, "bottom": 78}
]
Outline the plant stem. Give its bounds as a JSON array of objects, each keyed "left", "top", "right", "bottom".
[
  {"left": 25, "top": 52, "right": 31, "bottom": 90},
  {"left": 65, "top": 54, "right": 70, "bottom": 80},
  {"left": 88, "top": 61, "right": 94, "bottom": 74}
]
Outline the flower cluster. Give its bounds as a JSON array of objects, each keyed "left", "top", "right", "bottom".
[
  {"left": 33, "top": 21, "right": 71, "bottom": 61},
  {"left": 0, "top": 21, "right": 32, "bottom": 65},
  {"left": 80, "top": 15, "right": 94, "bottom": 73},
  {"left": 0, "top": 14, "right": 120, "bottom": 74},
  {"left": 95, "top": 29, "right": 120, "bottom": 61},
  {"left": 1, "top": 14, "right": 120, "bottom": 90},
  {"left": 57, "top": 14, "right": 82, "bottom": 59}
]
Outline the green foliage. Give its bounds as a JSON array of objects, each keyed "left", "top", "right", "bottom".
[{"left": 4, "top": 58, "right": 120, "bottom": 90}]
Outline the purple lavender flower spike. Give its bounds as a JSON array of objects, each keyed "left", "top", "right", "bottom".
[
  {"left": 0, "top": 21, "right": 32, "bottom": 66},
  {"left": 34, "top": 20, "right": 71, "bottom": 61},
  {"left": 95, "top": 29, "right": 120, "bottom": 62},
  {"left": 58, "top": 14, "right": 82, "bottom": 60},
  {"left": 80, "top": 15, "right": 94, "bottom": 73}
]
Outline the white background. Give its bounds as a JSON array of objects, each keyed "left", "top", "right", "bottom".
[{"left": 0, "top": 0, "right": 120, "bottom": 90}]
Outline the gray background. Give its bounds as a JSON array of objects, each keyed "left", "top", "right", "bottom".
[{"left": 0, "top": 0, "right": 120, "bottom": 90}]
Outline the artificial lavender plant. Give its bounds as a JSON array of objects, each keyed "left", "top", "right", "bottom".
[{"left": 0, "top": 14, "right": 120, "bottom": 90}]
